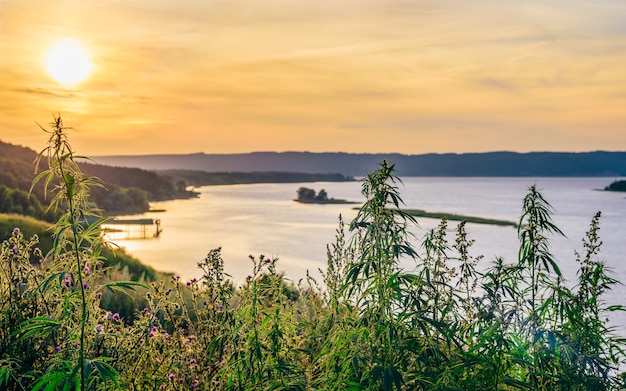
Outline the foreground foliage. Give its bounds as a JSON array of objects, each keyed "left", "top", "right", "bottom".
[{"left": 1, "top": 119, "right": 625, "bottom": 390}]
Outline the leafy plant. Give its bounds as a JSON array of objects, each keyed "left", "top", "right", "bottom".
[{"left": 1, "top": 119, "right": 625, "bottom": 390}]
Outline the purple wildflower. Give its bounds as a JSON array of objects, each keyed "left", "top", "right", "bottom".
[
  {"left": 54, "top": 346, "right": 61, "bottom": 352},
  {"left": 190, "top": 358, "right": 197, "bottom": 364},
  {"left": 12, "top": 227, "right": 20, "bottom": 234},
  {"left": 168, "top": 373, "right": 175, "bottom": 381},
  {"left": 112, "top": 313, "right": 120, "bottom": 320}
]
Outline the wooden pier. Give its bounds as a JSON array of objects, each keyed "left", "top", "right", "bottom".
[{"left": 103, "top": 218, "right": 162, "bottom": 239}]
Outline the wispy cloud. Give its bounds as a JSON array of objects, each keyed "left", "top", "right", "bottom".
[{"left": 0, "top": 0, "right": 625, "bottom": 154}]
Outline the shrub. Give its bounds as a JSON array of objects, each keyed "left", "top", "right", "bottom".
[{"left": 0, "top": 118, "right": 624, "bottom": 390}]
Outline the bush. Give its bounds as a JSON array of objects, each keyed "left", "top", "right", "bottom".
[{"left": 0, "top": 117, "right": 624, "bottom": 390}]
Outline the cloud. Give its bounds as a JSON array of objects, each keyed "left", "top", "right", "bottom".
[
  {"left": 0, "top": 0, "right": 625, "bottom": 154},
  {"left": 12, "top": 87, "right": 76, "bottom": 99}
]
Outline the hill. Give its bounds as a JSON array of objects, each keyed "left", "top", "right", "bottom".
[
  {"left": 159, "top": 170, "right": 354, "bottom": 186},
  {"left": 93, "top": 151, "right": 626, "bottom": 177},
  {"left": 0, "top": 139, "right": 197, "bottom": 217}
]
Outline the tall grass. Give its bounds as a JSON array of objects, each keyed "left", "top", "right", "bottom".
[{"left": 0, "top": 118, "right": 624, "bottom": 390}]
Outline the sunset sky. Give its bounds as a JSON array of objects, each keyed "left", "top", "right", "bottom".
[{"left": 1, "top": 0, "right": 625, "bottom": 155}]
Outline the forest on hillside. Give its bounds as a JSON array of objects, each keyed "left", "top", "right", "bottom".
[{"left": 0, "top": 139, "right": 196, "bottom": 219}]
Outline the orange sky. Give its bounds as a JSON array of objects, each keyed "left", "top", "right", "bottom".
[{"left": 1, "top": 0, "right": 625, "bottom": 155}]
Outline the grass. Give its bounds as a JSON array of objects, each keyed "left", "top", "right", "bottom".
[{"left": 0, "top": 117, "right": 624, "bottom": 390}]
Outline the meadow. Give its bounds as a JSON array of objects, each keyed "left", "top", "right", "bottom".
[{"left": 1, "top": 117, "right": 625, "bottom": 390}]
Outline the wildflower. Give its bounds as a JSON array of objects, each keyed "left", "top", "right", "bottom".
[
  {"left": 143, "top": 307, "right": 149, "bottom": 314},
  {"left": 96, "top": 291, "right": 103, "bottom": 299},
  {"left": 112, "top": 313, "right": 120, "bottom": 320},
  {"left": 13, "top": 227, "right": 20, "bottom": 234},
  {"left": 11, "top": 245, "right": 17, "bottom": 254},
  {"left": 86, "top": 247, "right": 93, "bottom": 254},
  {"left": 168, "top": 373, "right": 175, "bottom": 381},
  {"left": 83, "top": 265, "right": 90, "bottom": 273},
  {"left": 186, "top": 281, "right": 191, "bottom": 287},
  {"left": 82, "top": 282, "right": 89, "bottom": 289},
  {"left": 55, "top": 346, "right": 62, "bottom": 352},
  {"left": 266, "top": 258, "right": 271, "bottom": 264},
  {"left": 95, "top": 324, "right": 103, "bottom": 333},
  {"left": 248, "top": 254, "right": 254, "bottom": 260},
  {"left": 178, "top": 377, "right": 185, "bottom": 384},
  {"left": 218, "top": 305, "right": 224, "bottom": 311},
  {"left": 34, "top": 247, "right": 41, "bottom": 255},
  {"left": 246, "top": 275, "right": 252, "bottom": 281},
  {"left": 190, "top": 358, "right": 197, "bottom": 364}
]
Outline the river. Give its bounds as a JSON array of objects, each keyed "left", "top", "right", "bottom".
[{"left": 104, "top": 177, "right": 626, "bottom": 328}]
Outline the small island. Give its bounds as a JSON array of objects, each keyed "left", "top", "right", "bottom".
[
  {"left": 294, "top": 187, "right": 358, "bottom": 204},
  {"left": 604, "top": 180, "right": 626, "bottom": 192}
]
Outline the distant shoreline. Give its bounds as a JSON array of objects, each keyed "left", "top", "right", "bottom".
[
  {"left": 294, "top": 199, "right": 359, "bottom": 205},
  {"left": 356, "top": 208, "right": 517, "bottom": 227}
]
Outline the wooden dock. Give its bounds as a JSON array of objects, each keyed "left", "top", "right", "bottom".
[{"left": 103, "top": 218, "right": 162, "bottom": 239}]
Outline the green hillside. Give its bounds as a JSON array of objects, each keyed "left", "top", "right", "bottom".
[
  {"left": 0, "top": 213, "right": 158, "bottom": 281},
  {"left": 0, "top": 139, "right": 197, "bottom": 217}
]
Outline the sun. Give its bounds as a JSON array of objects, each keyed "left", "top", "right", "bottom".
[{"left": 45, "top": 39, "right": 92, "bottom": 85}]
